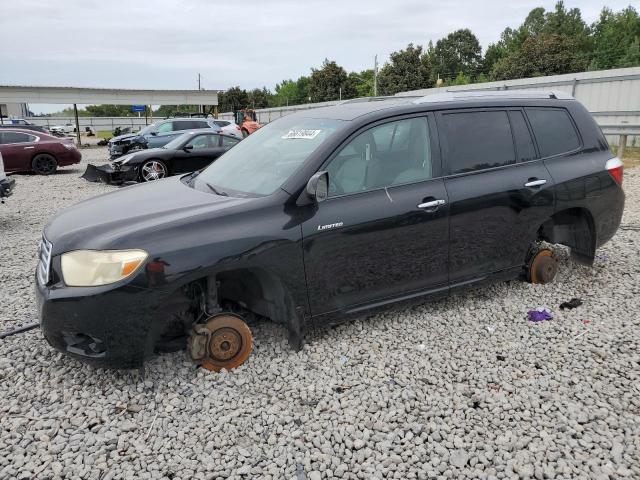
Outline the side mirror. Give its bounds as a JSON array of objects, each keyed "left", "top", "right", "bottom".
[
  {"left": 183, "top": 145, "right": 193, "bottom": 152},
  {"left": 306, "top": 171, "right": 329, "bottom": 203},
  {"left": 150, "top": 131, "right": 157, "bottom": 136}
]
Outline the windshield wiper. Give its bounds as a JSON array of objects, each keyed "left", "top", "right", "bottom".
[{"left": 205, "top": 182, "right": 228, "bottom": 196}]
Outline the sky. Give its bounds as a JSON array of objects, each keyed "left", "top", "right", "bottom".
[{"left": 0, "top": 0, "right": 633, "bottom": 114}]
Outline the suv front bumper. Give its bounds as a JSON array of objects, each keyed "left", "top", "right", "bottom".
[
  {"left": 35, "top": 271, "right": 161, "bottom": 369},
  {"left": 81, "top": 164, "right": 137, "bottom": 184}
]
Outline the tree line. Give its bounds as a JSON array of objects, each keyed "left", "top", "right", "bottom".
[
  {"left": 228, "top": 2, "right": 639, "bottom": 108},
  {"left": 47, "top": 2, "right": 639, "bottom": 116}
]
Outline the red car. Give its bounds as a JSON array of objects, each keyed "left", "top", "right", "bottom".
[{"left": 0, "top": 128, "right": 81, "bottom": 175}]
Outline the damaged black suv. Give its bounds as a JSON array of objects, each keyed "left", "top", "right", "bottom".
[{"left": 36, "top": 91, "right": 624, "bottom": 370}]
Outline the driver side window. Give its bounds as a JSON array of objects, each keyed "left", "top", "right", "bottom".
[
  {"left": 325, "top": 117, "right": 432, "bottom": 197},
  {"left": 186, "top": 135, "right": 211, "bottom": 150}
]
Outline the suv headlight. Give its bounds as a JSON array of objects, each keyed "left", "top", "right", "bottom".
[{"left": 61, "top": 249, "right": 148, "bottom": 287}]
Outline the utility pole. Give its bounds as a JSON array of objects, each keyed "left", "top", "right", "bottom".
[
  {"left": 198, "top": 73, "right": 201, "bottom": 90},
  {"left": 374, "top": 54, "right": 378, "bottom": 97},
  {"left": 339, "top": 87, "right": 342, "bottom": 101},
  {"left": 73, "top": 103, "right": 81, "bottom": 148}
]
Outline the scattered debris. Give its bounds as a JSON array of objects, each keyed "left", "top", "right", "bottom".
[
  {"left": 115, "top": 404, "right": 143, "bottom": 414},
  {"left": 333, "top": 385, "right": 352, "bottom": 393},
  {"left": 496, "top": 354, "right": 506, "bottom": 361},
  {"left": 295, "top": 463, "right": 307, "bottom": 480},
  {"left": 416, "top": 344, "right": 427, "bottom": 351},
  {"left": 486, "top": 325, "right": 497, "bottom": 334},
  {"left": 487, "top": 383, "right": 501, "bottom": 392},
  {"left": 527, "top": 308, "right": 553, "bottom": 322},
  {"left": 300, "top": 399, "right": 320, "bottom": 407},
  {"left": 0, "top": 321, "right": 39, "bottom": 339},
  {"left": 144, "top": 412, "right": 159, "bottom": 441},
  {"left": 339, "top": 355, "right": 349, "bottom": 365},
  {"left": 595, "top": 252, "right": 609, "bottom": 262},
  {"left": 560, "top": 298, "right": 583, "bottom": 310},
  {"left": 582, "top": 319, "right": 592, "bottom": 325},
  {"left": 572, "top": 330, "right": 590, "bottom": 341}
]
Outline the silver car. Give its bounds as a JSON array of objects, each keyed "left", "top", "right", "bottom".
[{"left": 212, "top": 120, "right": 243, "bottom": 140}]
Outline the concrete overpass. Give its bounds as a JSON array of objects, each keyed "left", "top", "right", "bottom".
[{"left": 0, "top": 85, "right": 220, "bottom": 144}]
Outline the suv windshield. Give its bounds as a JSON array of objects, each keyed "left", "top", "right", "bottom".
[
  {"left": 195, "top": 116, "right": 344, "bottom": 196},
  {"left": 138, "top": 123, "right": 156, "bottom": 135}
]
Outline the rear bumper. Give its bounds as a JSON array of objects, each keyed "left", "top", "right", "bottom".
[
  {"left": 0, "top": 177, "right": 15, "bottom": 198},
  {"left": 81, "top": 163, "right": 137, "bottom": 184}
]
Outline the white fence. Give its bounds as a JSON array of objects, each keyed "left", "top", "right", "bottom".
[
  {"left": 221, "top": 67, "right": 640, "bottom": 147},
  {"left": 22, "top": 116, "right": 154, "bottom": 132}
]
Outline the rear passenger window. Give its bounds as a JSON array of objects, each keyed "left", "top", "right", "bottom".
[
  {"left": 525, "top": 108, "right": 580, "bottom": 157},
  {"left": 509, "top": 111, "right": 537, "bottom": 162},
  {"left": 441, "top": 110, "right": 515, "bottom": 174}
]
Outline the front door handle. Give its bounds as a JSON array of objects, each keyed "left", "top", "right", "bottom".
[
  {"left": 524, "top": 179, "right": 547, "bottom": 188},
  {"left": 418, "top": 199, "right": 446, "bottom": 209},
  {"left": 24, "top": 146, "right": 35, "bottom": 150}
]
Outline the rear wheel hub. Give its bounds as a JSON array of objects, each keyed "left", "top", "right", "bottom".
[{"left": 528, "top": 248, "right": 557, "bottom": 284}]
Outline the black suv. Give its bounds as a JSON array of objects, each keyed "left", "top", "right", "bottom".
[{"left": 36, "top": 91, "right": 625, "bottom": 369}]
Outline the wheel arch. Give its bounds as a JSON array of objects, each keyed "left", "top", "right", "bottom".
[{"left": 537, "top": 207, "right": 597, "bottom": 265}]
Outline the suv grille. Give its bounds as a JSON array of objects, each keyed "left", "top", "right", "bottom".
[{"left": 38, "top": 236, "right": 52, "bottom": 286}]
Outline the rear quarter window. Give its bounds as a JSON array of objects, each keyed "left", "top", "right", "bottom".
[{"left": 525, "top": 108, "right": 581, "bottom": 158}]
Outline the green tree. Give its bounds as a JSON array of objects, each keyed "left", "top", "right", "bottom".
[
  {"left": 153, "top": 105, "right": 198, "bottom": 117},
  {"left": 247, "top": 88, "right": 272, "bottom": 109},
  {"left": 491, "top": 33, "right": 590, "bottom": 80},
  {"left": 482, "top": 43, "right": 506, "bottom": 75},
  {"left": 309, "top": 59, "right": 356, "bottom": 102},
  {"left": 377, "top": 44, "right": 433, "bottom": 95},
  {"left": 590, "top": 6, "right": 640, "bottom": 69},
  {"left": 432, "top": 29, "right": 482, "bottom": 81},
  {"left": 218, "top": 87, "right": 249, "bottom": 112},
  {"left": 85, "top": 104, "right": 137, "bottom": 117},
  {"left": 270, "top": 76, "right": 310, "bottom": 106},
  {"left": 349, "top": 69, "right": 375, "bottom": 97}
]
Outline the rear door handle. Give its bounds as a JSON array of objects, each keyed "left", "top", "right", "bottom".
[
  {"left": 418, "top": 199, "right": 446, "bottom": 209},
  {"left": 524, "top": 179, "right": 547, "bottom": 187}
]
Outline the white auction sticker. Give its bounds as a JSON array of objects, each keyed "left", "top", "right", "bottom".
[{"left": 281, "top": 129, "right": 321, "bottom": 139}]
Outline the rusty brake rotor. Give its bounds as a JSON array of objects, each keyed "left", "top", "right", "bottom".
[
  {"left": 188, "top": 314, "right": 253, "bottom": 372},
  {"left": 528, "top": 248, "right": 557, "bottom": 284}
]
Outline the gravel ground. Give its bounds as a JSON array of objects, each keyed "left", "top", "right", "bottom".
[{"left": 1, "top": 148, "right": 639, "bottom": 480}]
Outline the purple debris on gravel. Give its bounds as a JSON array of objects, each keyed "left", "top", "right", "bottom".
[{"left": 527, "top": 309, "right": 554, "bottom": 322}]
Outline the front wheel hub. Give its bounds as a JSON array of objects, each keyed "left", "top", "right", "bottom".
[{"left": 188, "top": 314, "right": 253, "bottom": 371}]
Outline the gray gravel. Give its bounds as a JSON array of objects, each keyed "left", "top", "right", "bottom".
[{"left": 1, "top": 148, "right": 639, "bottom": 480}]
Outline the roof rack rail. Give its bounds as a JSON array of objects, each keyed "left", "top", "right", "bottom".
[{"left": 412, "top": 89, "right": 574, "bottom": 104}]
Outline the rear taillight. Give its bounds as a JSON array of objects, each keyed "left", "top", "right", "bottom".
[
  {"left": 236, "top": 125, "right": 241, "bottom": 131},
  {"left": 606, "top": 157, "right": 624, "bottom": 185}
]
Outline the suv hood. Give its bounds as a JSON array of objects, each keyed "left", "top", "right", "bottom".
[{"left": 45, "top": 176, "right": 250, "bottom": 254}]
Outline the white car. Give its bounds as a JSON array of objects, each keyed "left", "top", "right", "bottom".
[
  {"left": 49, "top": 123, "right": 76, "bottom": 135},
  {"left": 212, "top": 119, "right": 243, "bottom": 140}
]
